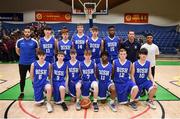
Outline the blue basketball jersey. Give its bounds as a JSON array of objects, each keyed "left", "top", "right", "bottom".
[
  {"left": 58, "top": 40, "right": 72, "bottom": 61},
  {"left": 67, "top": 60, "right": 81, "bottom": 82},
  {"left": 80, "top": 61, "right": 96, "bottom": 82},
  {"left": 104, "top": 36, "right": 119, "bottom": 60},
  {"left": 87, "top": 37, "right": 102, "bottom": 59},
  {"left": 72, "top": 34, "right": 87, "bottom": 56},
  {"left": 52, "top": 62, "right": 67, "bottom": 82},
  {"left": 114, "top": 59, "right": 131, "bottom": 83},
  {"left": 39, "top": 36, "right": 55, "bottom": 57},
  {"left": 33, "top": 61, "right": 50, "bottom": 87},
  {"left": 16, "top": 38, "right": 38, "bottom": 65},
  {"left": 97, "top": 63, "right": 112, "bottom": 82},
  {"left": 134, "top": 60, "right": 150, "bottom": 85}
]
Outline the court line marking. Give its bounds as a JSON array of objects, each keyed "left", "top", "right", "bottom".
[
  {"left": 4, "top": 100, "right": 16, "bottom": 119},
  {"left": 170, "top": 80, "right": 180, "bottom": 87},
  {"left": 84, "top": 109, "right": 87, "bottom": 119},
  {"left": 18, "top": 99, "right": 40, "bottom": 119},
  {"left": 0, "top": 79, "right": 7, "bottom": 84},
  {"left": 157, "top": 100, "right": 165, "bottom": 119},
  {"left": 129, "top": 105, "right": 150, "bottom": 119}
]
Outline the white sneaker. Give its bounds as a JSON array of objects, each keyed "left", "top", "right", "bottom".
[
  {"left": 46, "top": 102, "right": 53, "bottom": 113},
  {"left": 147, "top": 100, "right": 156, "bottom": 109}
]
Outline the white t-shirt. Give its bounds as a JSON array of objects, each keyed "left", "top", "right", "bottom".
[{"left": 141, "top": 43, "right": 159, "bottom": 67}]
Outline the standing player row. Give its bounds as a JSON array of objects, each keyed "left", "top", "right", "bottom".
[{"left": 39, "top": 25, "right": 122, "bottom": 64}]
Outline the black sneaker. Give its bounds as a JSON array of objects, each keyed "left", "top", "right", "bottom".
[
  {"left": 129, "top": 101, "right": 138, "bottom": 111},
  {"left": 61, "top": 102, "right": 68, "bottom": 111},
  {"left": 93, "top": 102, "right": 99, "bottom": 112},
  {"left": 18, "top": 93, "right": 24, "bottom": 99}
]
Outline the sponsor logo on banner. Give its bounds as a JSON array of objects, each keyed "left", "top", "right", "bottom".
[
  {"left": 0, "top": 13, "right": 23, "bottom": 21},
  {"left": 124, "top": 13, "right": 148, "bottom": 23},
  {"left": 35, "top": 11, "right": 71, "bottom": 22}
]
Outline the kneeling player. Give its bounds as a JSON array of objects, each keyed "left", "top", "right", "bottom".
[
  {"left": 67, "top": 49, "right": 82, "bottom": 110},
  {"left": 131, "top": 48, "right": 157, "bottom": 109},
  {"left": 96, "top": 51, "right": 117, "bottom": 112},
  {"left": 80, "top": 50, "right": 99, "bottom": 112},
  {"left": 113, "top": 49, "right": 139, "bottom": 111},
  {"left": 52, "top": 51, "right": 68, "bottom": 111},
  {"left": 30, "top": 50, "right": 53, "bottom": 113}
]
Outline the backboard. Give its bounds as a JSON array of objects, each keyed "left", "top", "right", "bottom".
[{"left": 72, "top": 0, "right": 108, "bottom": 15}]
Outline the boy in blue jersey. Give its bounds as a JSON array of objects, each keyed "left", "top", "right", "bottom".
[
  {"left": 72, "top": 24, "right": 88, "bottom": 61},
  {"left": 52, "top": 51, "right": 68, "bottom": 111},
  {"left": 57, "top": 28, "right": 72, "bottom": 62},
  {"left": 104, "top": 26, "right": 121, "bottom": 62},
  {"left": 16, "top": 26, "right": 39, "bottom": 99},
  {"left": 112, "top": 49, "right": 139, "bottom": 111},
  {"left": 87, "top": 26, "right": 104, "bottom": 64},
  {"left": 96, "top": 51, "right": 117, "bottom": 112},
  {"left": 39, "top": 26, "right": 57, "bottom": 63},
  {"left": 67, "top": 49, "right": 82, "bottom": 110},
  {"left": 80, "top": 50, "right": 99, "bottom": 112},
  {"left": 30, "top": 50, "right": 53, "bottom": 113},
  {"left": 131, "top": 48, "right": 157, "bottom": 109}
]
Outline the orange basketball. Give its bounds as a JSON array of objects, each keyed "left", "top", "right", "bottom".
[{"left": 80, "top": 98, "right": 91, "bottom": 109}]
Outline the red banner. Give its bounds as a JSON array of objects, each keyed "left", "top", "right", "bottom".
[
  {"left": 35, "top": 11, "right": 71, "bottom": 22},
  {"left": 124, "top": 13, "right": 148, "bottom": 23}
]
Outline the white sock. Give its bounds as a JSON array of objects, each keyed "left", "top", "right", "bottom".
[
  {"left": 93, "top": 99, "right": 97, "bottom": 103},
  {"left": 76, "top": 98, "right": 80, "bottom": 103},
  {"left": 110, "top": 99, "right": 115, "bottom": 104}
]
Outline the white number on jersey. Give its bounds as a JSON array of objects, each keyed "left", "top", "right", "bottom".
[
  {"left": 139, "top": 73, "right": 145, "bottom": 78},
  {"left": 38, "top": 75, "right": 42, "bottom": 80}
]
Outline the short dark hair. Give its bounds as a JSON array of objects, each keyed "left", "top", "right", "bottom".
[
  {"left": 91, "top": 26, "right": 99, "bottom": 31},
  {"left": 70, "top": 49, "right": 77, "bottom": 54},
  {"left": 139, "top": 48, "right": 148, "bottom": 55},
  {"left": 44, "top": 26, "right": 52, "bottom": 30},
  {"left": 77, "top": 24, "right": 83, "bottom": 27},
  {"left": 108, "top": 25, "right": 115, "bottom": 29},
  {"left": 145, "top": 33, "right": 153, "bottom": 37},
  {"left": 37, "top": 50, "right": 45, "bottom": 56},
  {"left": 101, "top": 51, "right": 109, "bottom": 57},
  {"left": 24, "top": 26, "right": 31, "bottom": 31},
  {"left": 128, "top": 30, "right": 135, "bottom": 34},
  {"left": 57, "top": 51, "right": 65, "bottom": 56},
  {"left": 119, "top": 48, "right": 127, "bottom": 53},
  {"left": 61, "top": 28, "right": 69, "bottom": 34}
]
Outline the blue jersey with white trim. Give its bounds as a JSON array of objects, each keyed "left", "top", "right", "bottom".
[
  {"left": 39, "top": 36, "right": 55, "bottom": 57},
  {"left": 134, "top": 60, "right": 150, "bottom": 85},
  {"left": 72, "top": 34, "right": 87, "bottom": 56},
  {"left": 67, "top": 60, "right": 81, "bottom": 82},
  {"left": 52, "top": 62, "right": 67, "bottom": 82},
  {"left": 80, "top": 61, "right": 96, "bottom": 81},
  {"left": 58, "top": 40, "right": 72, "bottom": 61},
  {"left": 16, "top": 38, "right": 38, "bottom": 65},
  {"left": 114, "top": 59, "right": 131, "bottom": 83},
  {"left": 33, "top": 61, "right": 50, "bottom": 87},
  {"left": 97, "top": 62, "right": 112, "bottom": 82},
  {"left": 104, "top": 36, "right": 119, "bottom": 57},
  {"left": 87, "top": 37, "right": 102, "bottom": 59}
]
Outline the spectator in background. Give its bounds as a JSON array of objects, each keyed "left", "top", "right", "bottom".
[
  {"left": 141, "top": 33, "right": 159, "bottom": 78},
  {"left": 122, "top": 31, "right": 141, "bottom": 63},
  {"left": 0, "top": 37, "right": 9, "bottom": 62},
  {"left": 6, "top": 35, "right": 17, "bottom": 62}
]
